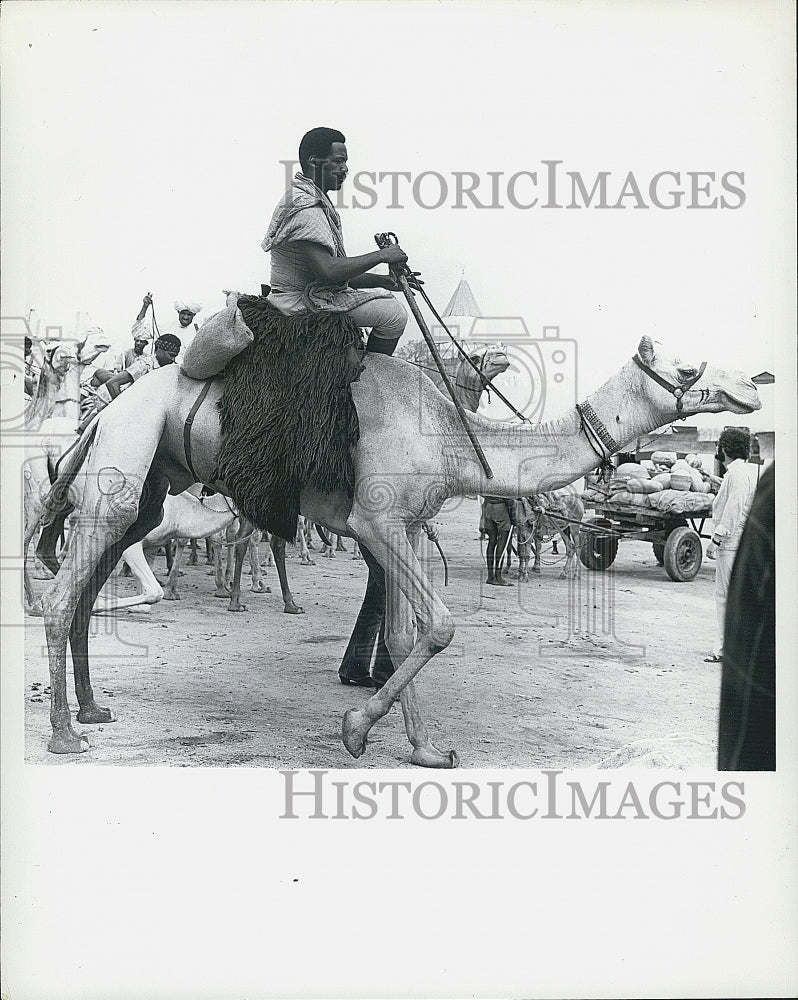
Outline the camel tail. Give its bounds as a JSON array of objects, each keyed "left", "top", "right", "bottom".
[{"left": 36, "top": 421, "right": 99, "bottom": 574}]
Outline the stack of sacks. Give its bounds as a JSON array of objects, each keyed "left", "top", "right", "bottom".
[
  {"left": 651, "top": 451, "right": 677, "bottom": 472},
  {"left": 581, "top": 454, "right": 721, "bottom": 509},
  {"left": 670, "top": 457, "right": 713, "bottom": 494},
  {"left": 606, "top": 461, "right": 664, "bottom": 506}
]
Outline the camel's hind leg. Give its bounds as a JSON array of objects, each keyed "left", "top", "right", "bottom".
[{"left": 341, "top": 518, "right": 456, "bottom": 767}]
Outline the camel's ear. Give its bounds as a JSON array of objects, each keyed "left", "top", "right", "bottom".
[{"left": 637, "top": 336, "right": 655, "bottom": 364}]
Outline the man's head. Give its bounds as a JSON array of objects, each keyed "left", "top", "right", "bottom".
[
  {"left": 173, "top": 300, "right": 202, "bottom": 328},
  {"left": 717, "top": 427, "right": 750, "bottom": 464},
  {"left": 154, "top": 334, "right": 181, "bottom": 365},
  {"left": 133, "top": 336, "right": 149, "bottom": 354},
  {"left": 24, "top": 336, "right": 32, "bottom": 357},
  {"left": 299, "top": 127, "right": 347, "bottom": 193}
]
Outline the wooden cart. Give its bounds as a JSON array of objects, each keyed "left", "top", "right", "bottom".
[{"left": 579, "top": 497, "right": 714, "bottom": 582}]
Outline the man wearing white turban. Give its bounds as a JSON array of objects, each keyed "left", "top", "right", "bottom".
[{"left": 128, "top": 292, "right": 202, "bottom": 363}]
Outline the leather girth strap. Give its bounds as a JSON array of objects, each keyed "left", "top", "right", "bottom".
[{"left": 183, "top": 378, "right": 214, "bottom": 483}]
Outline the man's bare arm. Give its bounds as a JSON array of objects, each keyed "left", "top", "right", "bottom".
[
  {"left": 105, "top": 371, "right": 134, "bottom": 399},
  {"left": 295, "top": 241, "right": 407, "bottom": 286}
]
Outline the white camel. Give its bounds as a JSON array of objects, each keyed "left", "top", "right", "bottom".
[{"left": 35, "top": 335, "right": 759, "bottom": 765}]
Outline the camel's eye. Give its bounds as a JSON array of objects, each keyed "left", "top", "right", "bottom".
[{"left": 677, "top": 365, "right": 698, "bottom": 381}]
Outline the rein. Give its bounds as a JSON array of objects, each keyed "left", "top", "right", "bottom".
[{"left": 632, "top": 354, "right": 707, "bottom": 418}]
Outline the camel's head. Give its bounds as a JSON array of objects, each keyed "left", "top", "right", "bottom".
[
  {"left": 464, "top": 344, "right": 511, "bottom": 383},
  {"left": 636, "top": 336, "right": 761, "bottom": 417},
  {"left": 77, "top": 327, "right": 112, "bottom": 366},
  {"left": 42, "top": 342, "right": 80, "bottom": 377}
]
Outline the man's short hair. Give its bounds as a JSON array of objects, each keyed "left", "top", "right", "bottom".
[
  {"left": 299, "top": 127, "right": 346, "bottom": 171},
  {"left": 718, "top": 427, "right": 751, "bottom": 462},
  {"left": 155, "top": 334, "right": 182, "bottom": 356}
]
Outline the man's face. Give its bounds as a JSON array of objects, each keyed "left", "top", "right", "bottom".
[
  {"left": 177, "top": 310, "right": 195, "bottom": 328},
  {"left": 134, "top": 338, "right": 148, "bottom": 354},
  {"left": 312, "top": 142, "right": 348, "bottom": 192},
  {"left": 155, "top": 348, "right": 178, "bottom": 366}
]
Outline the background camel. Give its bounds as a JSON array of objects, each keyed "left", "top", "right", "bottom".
[
  {"left": 515, "top": 486, "right": 585, "bottom": 581},
  {"left": 23, "top": 332, "right": 112, "bottom": 611},
  {"left": 35, "top": 335, "right": 760, "bottom": 765}
]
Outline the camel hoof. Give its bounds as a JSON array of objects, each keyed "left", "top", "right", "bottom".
[
  {"left": 163, "top": 592, "right": 181, "bottom": 601},
  {"left": 283, "top": 603, "right": 305, "bottom": 615},
  {"left": 531, "top": 566, "right": 541, "bottom": 575},
  {"left": 342, "top": 709, "right": 368, "bottom": 758},
  {"left": 214, "top": 589, "right": 231, "bottom": 598},
  {"left": 227, "top": 603, "right": 247, "bottom": 612},
  {"left": 48, "top": 731, "right": 91, "bottom": 754},
  {"left": 250, "top": 582, "right": 270, "bottom": 593},
  {"left": 77, "top": 705, "right": 116, "bottom": 724},
  {"left": 410, "top": 746, "right": 460, "bottom": 768}
]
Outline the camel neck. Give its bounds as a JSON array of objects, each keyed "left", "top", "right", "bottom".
[
  {"left": 25, "top": 363, "right": 62, "bottom": 428},
  {"left": 456, "top": 359, "right": 669, "bottom": 497}
]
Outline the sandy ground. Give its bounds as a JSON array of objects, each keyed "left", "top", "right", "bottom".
[{"left": 24, "top": 498, "right": 722, "bottom": 769}]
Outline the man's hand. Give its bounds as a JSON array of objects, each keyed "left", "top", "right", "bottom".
[
  {"left": 706, "top": 540, "right": 718, "bottom": 561},
  {"left": 382, "top": 270, "right": 423, "bottom": 292},
  {"left": 379, "top": 244, "right": 408, "bottom": 267},
  {"left": 142, "top": 292, "right": 153, "bottom": 308}
]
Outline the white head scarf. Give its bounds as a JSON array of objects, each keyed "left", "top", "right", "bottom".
[{"left": 174, "top": 300, "right": 202, "bottom": 316}]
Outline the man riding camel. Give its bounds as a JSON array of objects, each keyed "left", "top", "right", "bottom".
[{"left": 262, "top": 126, "right": 412, "bottom": 356}]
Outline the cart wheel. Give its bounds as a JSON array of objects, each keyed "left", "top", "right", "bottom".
[
  {"left": 663, "top": 526, "right": 703, "bottom": 582},
  {"left": 578, "top": 516, "right": 619, "bottom": 571},
  {"left": 652, "top": 543, "right": 665, "bottom": 565}
]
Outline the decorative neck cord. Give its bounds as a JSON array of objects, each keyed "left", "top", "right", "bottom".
[{"left": 575, "top": 400, "right": 619, "bottom": 481}]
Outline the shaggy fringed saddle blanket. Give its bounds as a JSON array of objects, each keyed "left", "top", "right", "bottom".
[{"left": 216, "top": 296, "right": 365, "bottom": 541}]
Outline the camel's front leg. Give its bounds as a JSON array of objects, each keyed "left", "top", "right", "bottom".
[
  {"left": 212, "top": 527, "right": 231, "bottom": 597},
  {"left": 93, "top": 541, "right": 164, "bottom": 611},
  {"left": 532, "top": 526, "right": 543, "bottom": 574},
  {"left": 248, "top": 531, "right": 269, "bottom": 593},
  {"left": 163, "top": 539, "right": 186, "bottom": 600},
  {"left": 561, "top": 527, "right": 580, "bottom": 579},
  {"left": 226, "top": 522, "right": 249, "bottom": 612},
  {"left": 269, "top": 536, "right": 304, "bottom": 614},
  {"left": 341, "top": 520, "right": 457, "bottom": 767}
]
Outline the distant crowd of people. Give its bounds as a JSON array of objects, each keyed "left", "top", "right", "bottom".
[{"left": 76, "top": 294, "right": 203, "bottom": 428}]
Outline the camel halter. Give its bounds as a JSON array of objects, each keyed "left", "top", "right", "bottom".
[{"left": 632, "top": 354, "right": 707, "bottom": 418}]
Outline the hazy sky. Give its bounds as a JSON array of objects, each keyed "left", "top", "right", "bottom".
[{"left": 2, "top": 1, "right": 794, "bottom": 410}]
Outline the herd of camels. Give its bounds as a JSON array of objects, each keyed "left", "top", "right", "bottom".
[{"left": 24, "top": 326, "right": 760, "bottom": 766}]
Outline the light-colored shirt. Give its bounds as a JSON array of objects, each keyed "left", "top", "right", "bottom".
[
  {"left": 126, "top": 354, "right": 161, "bottom": 381},
  {"left": 263, "top": 173, "right": 391, "bottom": 315},
  {"left": 711, "top": 458, "right": 754, "bottom": 550}
]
